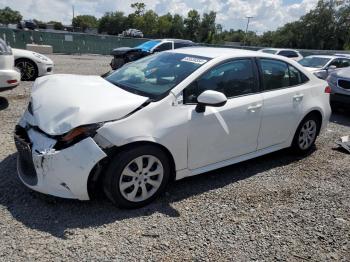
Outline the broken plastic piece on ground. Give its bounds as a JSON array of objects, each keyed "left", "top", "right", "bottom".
[{"left": 336, "top": 135, "right": 350, "bottom": 154}]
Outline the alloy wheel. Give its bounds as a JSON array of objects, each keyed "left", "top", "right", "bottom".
[
  {"left": 119, "top": 155, "right": 164, "bottom": 202},
  {"left": 16, "top": 61, "right": 35, "bottom": 81},
  {"left": 298, "top": 120, "right": 317, "bottom": 150}
]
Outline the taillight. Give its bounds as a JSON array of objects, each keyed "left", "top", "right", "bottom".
[
  {"left": 7, "top": 79, "right": 17, "bottom": 84},
  {"left": 325, "top": 86, "right": 332, "bottom": 94}
]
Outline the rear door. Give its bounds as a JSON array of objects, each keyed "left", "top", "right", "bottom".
[{"left": 257, "top": 58, "right": 309, "bottom": 149}]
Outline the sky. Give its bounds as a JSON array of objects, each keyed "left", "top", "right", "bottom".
[{"left": 0, "top": 0, "right": 319, "bottom": 33}]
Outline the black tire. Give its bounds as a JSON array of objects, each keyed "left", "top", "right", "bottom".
[
  {"left": 291, "top": 114, "right": 321, "bottom": 155},
  {"left": 103, "top": 144, "right": 171, "bottom": 208},
  {"left": 110, "top": 57, "right": 125, "bottom": 70},
  {"left": 15, "top": 58, "right": 38, "bottom": 81}
]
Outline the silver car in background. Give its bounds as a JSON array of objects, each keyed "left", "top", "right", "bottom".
[
  {"left": 327, "top": 67, "right": 350, "bottom": 110},
  {"left": 299, "top": 55, "right": 350, "bottom": 80}
]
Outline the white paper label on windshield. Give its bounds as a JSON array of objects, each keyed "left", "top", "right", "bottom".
[{"left": 181, "top": 57, "right": 208, "bottom": 65}]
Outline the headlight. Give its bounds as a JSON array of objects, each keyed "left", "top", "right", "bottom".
[
  {"left": 32, "top": 52, "right": 48, "bottom": 62},
  {"left": 60, "top": 124, "right": 103, "bottom": 143}
]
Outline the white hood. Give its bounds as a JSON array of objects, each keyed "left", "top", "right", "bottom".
[{"left": 30, "top": 74, "right": 149, "bottom": 135}]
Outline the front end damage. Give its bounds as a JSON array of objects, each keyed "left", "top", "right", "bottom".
[{"left": 14, "top": 113, "right": 107, "bottom": 200}]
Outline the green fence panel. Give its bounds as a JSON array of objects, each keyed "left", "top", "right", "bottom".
[
  {"left": 1, "top": 27, "right": 349, "bottom": 56},
  {"left": 0, "top": 28, "right": 148, "bottom": 55}
]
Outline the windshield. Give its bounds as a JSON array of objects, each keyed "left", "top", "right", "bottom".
[
  {"left": 106, "top": 52, "right": 210, "bottom": 98},
  {"left": 261, "top": 49, "right": 277, "bottom": 54},
  {"left": 299, "top": 57, "right": 331, "bottom": 68},
  {"left": 135, "top": 40, "right": 161, "bottom": 52}
]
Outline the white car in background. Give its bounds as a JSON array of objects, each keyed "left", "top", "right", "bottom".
[
  {"left": 15, "top": 48, "right": 331, "bottom": 208},
  {"left": 0, "top": 38, "right": 20, "bottom": 91},
  {"left": 258, "top": 48, "right": 303, "bottom": 61},
  {"left": 299, "top": 55, "right": 350, "bottom": 80},
  {"left": 12, "top": 48, "right": 54, "bottom": 81}
]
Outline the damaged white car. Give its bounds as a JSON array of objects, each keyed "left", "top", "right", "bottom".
[{"left": 15, "top": 48, "right": 331, "bottom": 208}]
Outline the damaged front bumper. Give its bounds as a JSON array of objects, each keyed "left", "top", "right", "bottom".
[{"left": 14, "top": 124, "right": 107, "bottom": 200}]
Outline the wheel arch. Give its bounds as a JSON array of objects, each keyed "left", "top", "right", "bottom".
[
  {"left": 297, "top": 109, "right": 323, "bottom": 136},
  {"left": 14, "top": 57, "right": 39, "bottom": 79},
  {"left": 87, "top": 140, "right": 177, "bottom": 199}
]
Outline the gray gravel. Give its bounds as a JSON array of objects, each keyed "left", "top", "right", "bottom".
[{"left": 0, "top": 54, "right": 349, "bottom": 261}]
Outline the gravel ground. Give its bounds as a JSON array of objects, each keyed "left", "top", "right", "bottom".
[{"left": 0, "top": 54, "right": 349, "bottom": 261}]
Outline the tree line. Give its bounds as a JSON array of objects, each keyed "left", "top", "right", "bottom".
[{"left": 0, "top": 0, "right": 349, "bottom": 50}]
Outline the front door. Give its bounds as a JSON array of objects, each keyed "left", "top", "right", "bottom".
[{"left": 183, "top": 58, "right": 263, "bottom": 170}]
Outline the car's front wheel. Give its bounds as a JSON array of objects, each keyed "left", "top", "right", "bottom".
[
  {"left": 15, "top": 58, "right": 38, "bottom": 81},
  {"left": 291, "top": 114, "right": 320, "bottom": 154},
  {"left": 110, "top": 57, "right": 125, "bottom": 70},
  {"left": 103, "top": 144, "right": 171, "bottom": 208}
]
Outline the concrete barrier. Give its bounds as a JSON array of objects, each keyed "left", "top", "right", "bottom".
[{"left": 26, "top": 44, "right": 53, "bottom": 54}]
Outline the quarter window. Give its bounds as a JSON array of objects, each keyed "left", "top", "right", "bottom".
[{"left": 184, "top": 59, "right": 257, "bottom": 103}]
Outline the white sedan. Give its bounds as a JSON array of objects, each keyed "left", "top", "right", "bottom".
[
  {"left": 13, "top": 48, "right": 54, "bottom": 81},
  {"left": 258, "top": 48, "right": 303, "bottom": 61},
  {"left": 0, "top": 39, "right": 20, "bottom": 91},
  {"left": 15, "top": 48, "right": 331, "bottom": 208}
]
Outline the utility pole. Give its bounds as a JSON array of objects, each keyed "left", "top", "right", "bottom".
[
  {"left": 72, "top": 5, "right": 75, "bottom": 32},
  {"left": 244, "top": 16, "right": 253, "bottom": 46}
]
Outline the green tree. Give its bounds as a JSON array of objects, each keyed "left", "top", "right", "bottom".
[
  {"left": 157, "top": 13, "right": 172, "bottom": 37},
  {"left": 73, "top": 15, "right": 98, "bottom": 32},
  {"left": 131, "top": 2, "right": 146, "bottom": 16},
  {"left": 48, "top": 21, "right": 64, "bottom": 30},
  {"left": 98, "top": 12, "right": 126, "bottom": 35},
  {"left": 184, "top": 10, "right": 201, "bottom": 41},
  {"left": 0, "top": 7, "right": 22, "bottom": 24},
  {"left": 170, "top": 14, "right": 185, "bottom": 38},
  {"left": 142, "top": 10, "right": 158, "bottom": 37},
  {"left": 199, "top": 11, "right": 217, "bottom": 43},
  {"left": 33, "top": 19, "right": 47, "bottom": 29}
]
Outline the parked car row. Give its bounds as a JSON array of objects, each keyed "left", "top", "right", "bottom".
[
  {"left": 0, "top": 38, "right": 54, "bottom": 91},
  {"left": 0, "top": 35, "right": 347, "bottom": 208}
]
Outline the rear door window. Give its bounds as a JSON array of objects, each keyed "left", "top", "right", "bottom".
[{"left": 260, "top": 59, "right": 308, "bottom": 91}]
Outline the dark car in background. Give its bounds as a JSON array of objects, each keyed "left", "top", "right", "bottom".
[
  {"left": 110, "top": 39, "right": 196, "bottom": 70},
  {"left": 327, "top": 67, "right": 350, "bottom": 110}
]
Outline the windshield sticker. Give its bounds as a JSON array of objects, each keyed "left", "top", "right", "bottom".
[{"left": 181, "top": 57, "right": 208, "bottom": 65}]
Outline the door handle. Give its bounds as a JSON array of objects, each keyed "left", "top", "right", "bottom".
[
  {"left": 247, "top": 103, "right": 262, "bottom": 113},
  {"left": 293, "top": 94, "right": 304, "bottom": 102}
]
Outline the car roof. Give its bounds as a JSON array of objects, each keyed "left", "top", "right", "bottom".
[
  {"left": 157, "top": 39, "right": 194, "bottom": 43},
  {"left": 171, "top": 47, "right": 278, "bottom": 59},
  {"left": 260, "top": 48, "right": 298, "bottom": 52},
  {"left": 305, "top": 55, "right": 337, "bottom": 59}
]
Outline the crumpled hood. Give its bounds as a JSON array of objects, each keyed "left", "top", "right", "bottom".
[
  {"left": 30, "top": 74, "right": 148, "bottom": 135},
  {"left": 110, "top": 47, "right": 142, "bottom": 56}
]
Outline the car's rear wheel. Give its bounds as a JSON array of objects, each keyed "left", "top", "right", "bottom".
[
  {"left": 15, "top": 58, "right": 38, "bottom": 81},
  {"left": 103, "top": 144, "right": 171, "bottom": 208},
  {"left": 291, "top": 114, "right": 320, "bottom": 154}
]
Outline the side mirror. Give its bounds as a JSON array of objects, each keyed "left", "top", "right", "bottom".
[
  {"left": 195, "top": 90, "right": 227, "bottom": 113},
  {"left": 327, "top": 65, "right": 337, "bottom": 71}
]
